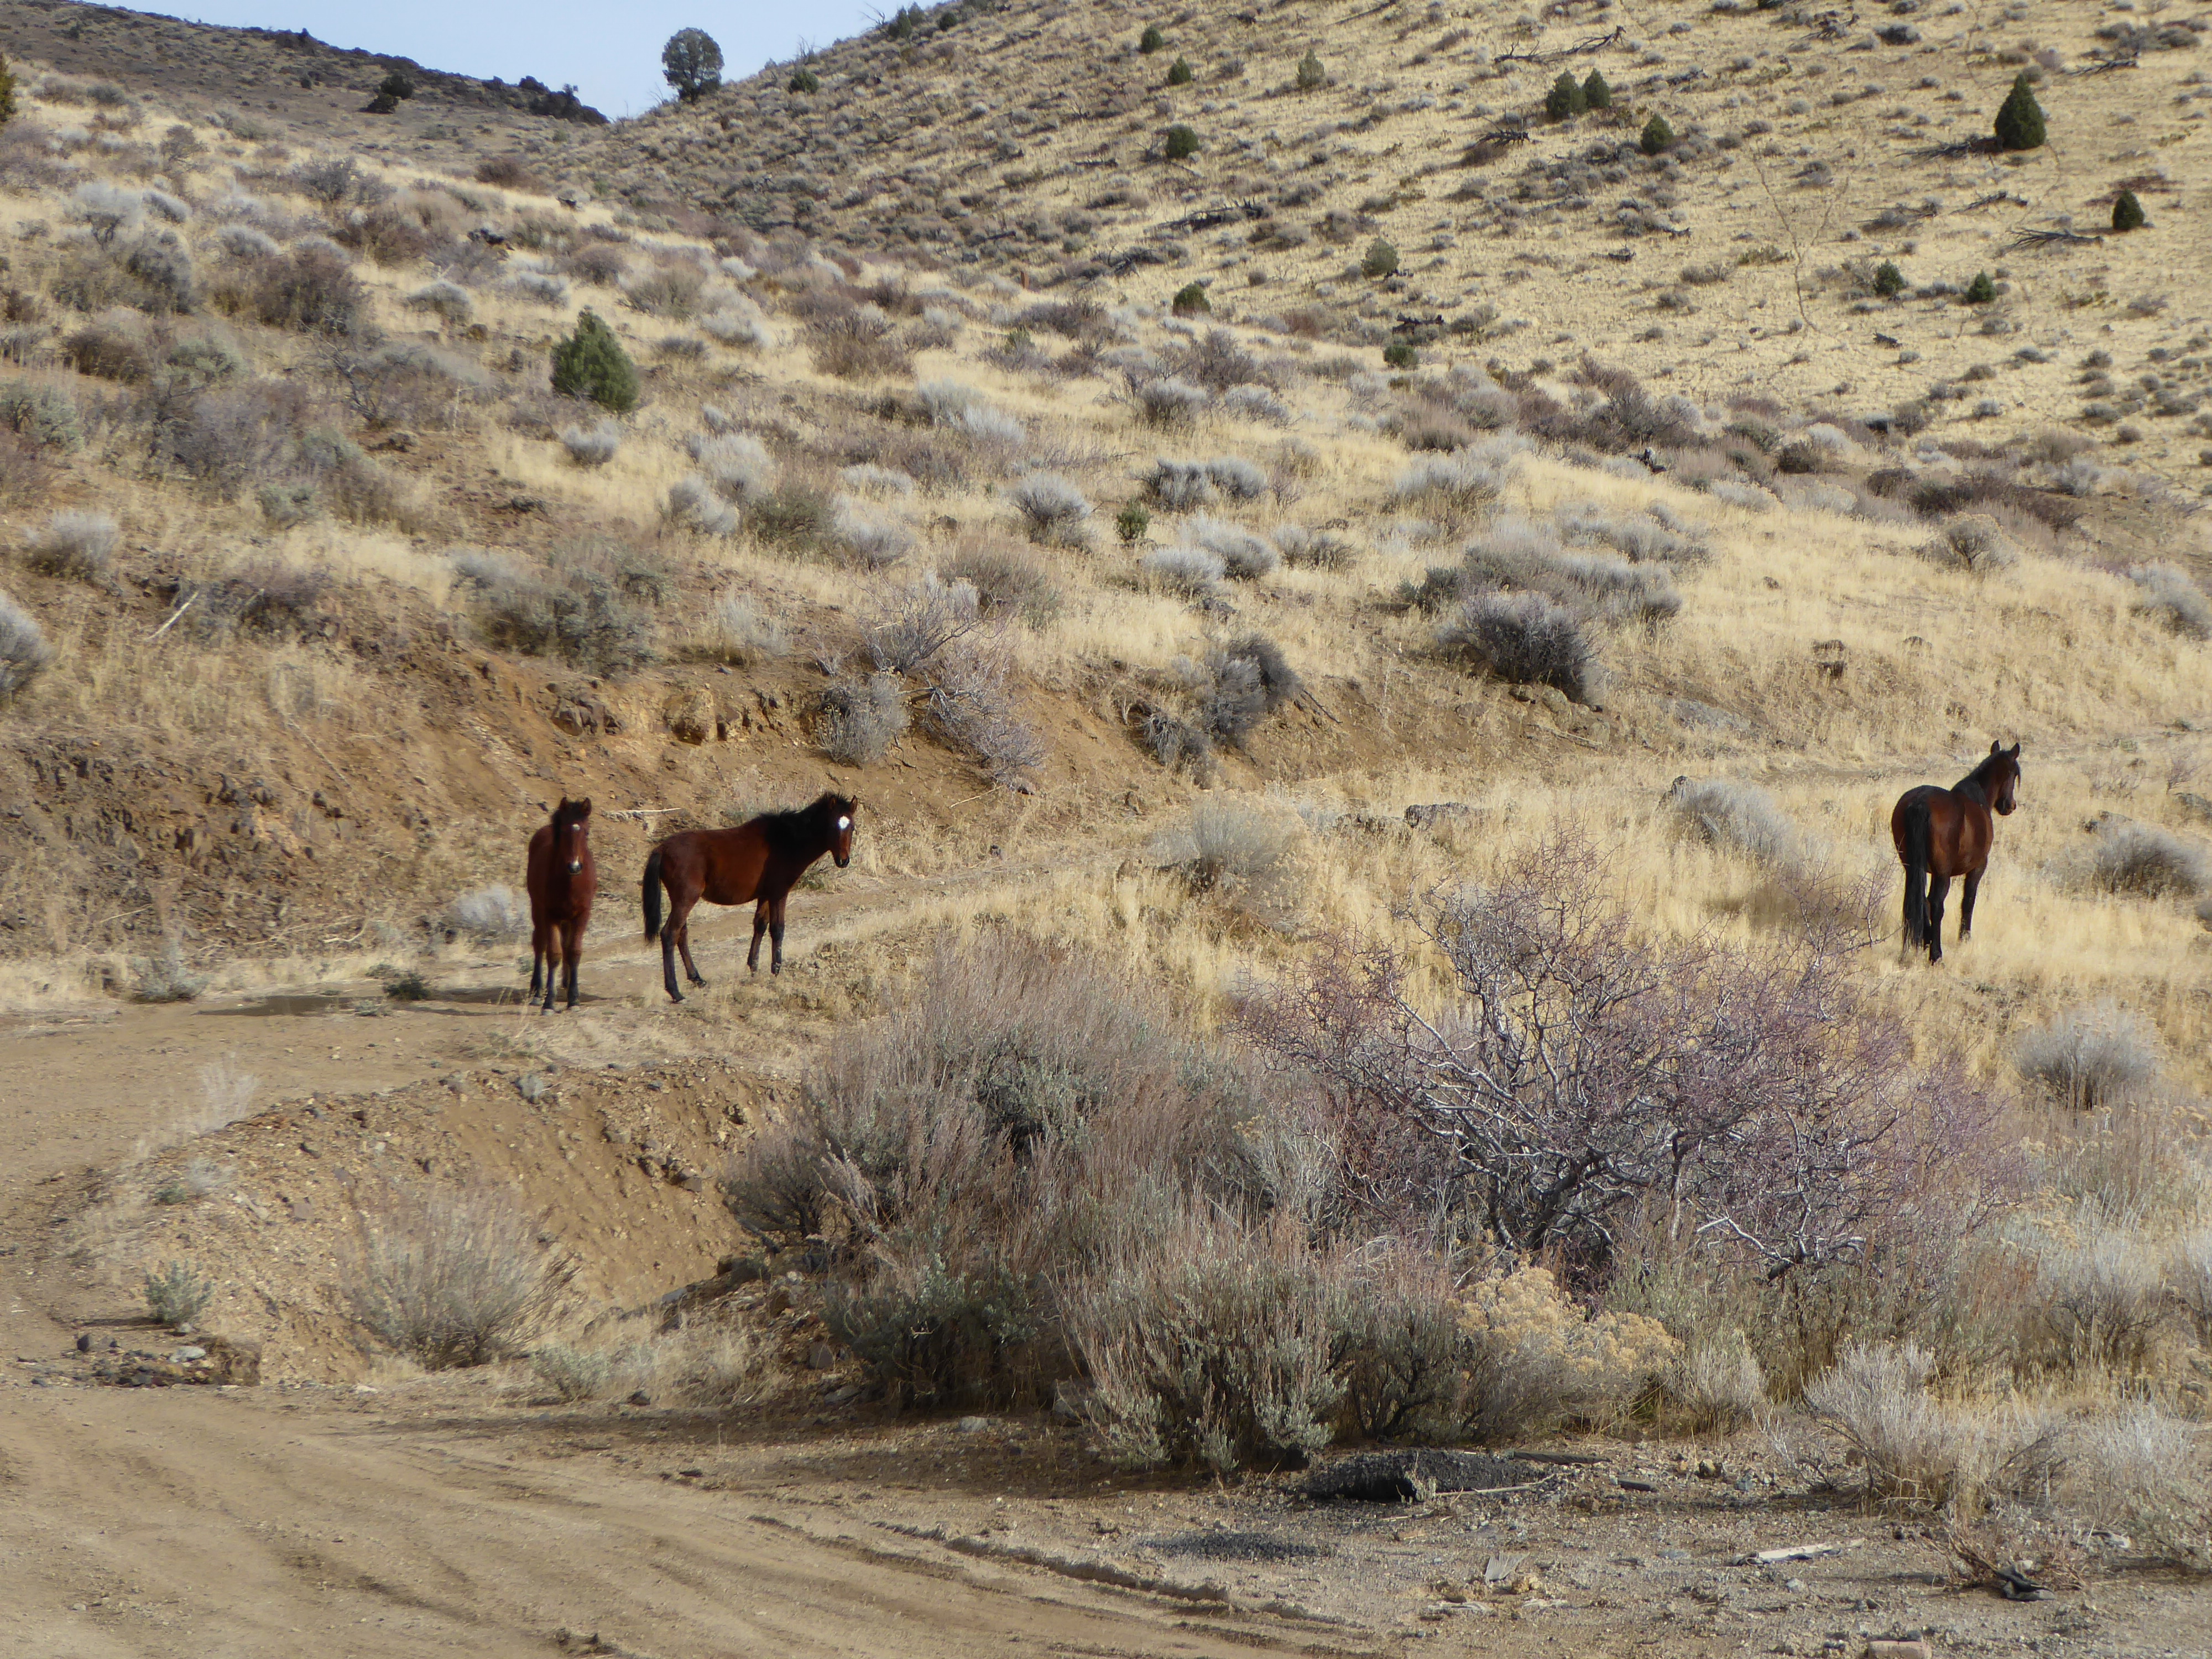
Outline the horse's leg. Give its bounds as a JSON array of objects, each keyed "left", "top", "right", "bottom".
[
  {"left": 562, "top": 919, "right": 582, "bottom": 1010},
  {"left": 770, "top": 892, "right": 787, "bottom": 976},
  {"left": 1898, "top": 865, "right": 1921, "bottom": 949},
  {"left": 1960, "top": 870, "right": 1983, "bottom": 942},
  {"left": 677, "top": 915, "right": 707, "bottom": 988},
  {"left": 529, "top": 918, "right": 546, "bottom": 1003},
  {"left": 1926, "top": 874, "right": 1950, "bottom": 964},
  {"left": 747, "top": 899, "right": 769, "bottom": 972},
  {"left": 661, "top": 894, "right": 691, "bottom": 1003}
]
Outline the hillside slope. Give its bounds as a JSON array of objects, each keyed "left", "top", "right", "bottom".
[{"left": 587, "top": 0, "right": 2212, "bottom": 480}]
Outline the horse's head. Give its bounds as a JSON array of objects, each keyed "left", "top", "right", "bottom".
[
  {"left": 1986, "top": 740, "right": 2022, "bottom": 815},
  {"left": 821, "top": 792, "right": 858, "bottom": 868},
  {"left": 554, "top": 797, "right": 592, "bottom": 873}
]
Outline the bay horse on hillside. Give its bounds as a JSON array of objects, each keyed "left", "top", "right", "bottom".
[
  {"left": 526, "top": 797, "right": 597, "bottom": 1011},
  {"left": 1891, "top": 741, "right": 2021, "bottom": 964},
  {"left": 642, "top": 792, "right": 857, "bottom": 1001}
]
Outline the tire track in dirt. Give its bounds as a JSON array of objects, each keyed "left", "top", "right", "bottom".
[{"left": 0, "top": 1387, "right": 1376, "bottom": 1658}]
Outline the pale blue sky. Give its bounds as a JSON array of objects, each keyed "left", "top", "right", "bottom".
[{"left": 142, "top": 2, "right": 879, "bottom": 119}]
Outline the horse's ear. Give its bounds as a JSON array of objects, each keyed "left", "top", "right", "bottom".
[
  {"left": 1990, "top": 739, "right": 2001, "bottom": 755},
  {"left": 577, "top": 797, "right": 592, "bottom": 816},
  {"left": 2008, "top": 743, "right": 2021, "bottom": 758}
]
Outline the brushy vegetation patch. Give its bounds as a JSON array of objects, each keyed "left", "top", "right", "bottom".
[{"left": 342, "top": 1184, "right": 564, "bottom": 1369}]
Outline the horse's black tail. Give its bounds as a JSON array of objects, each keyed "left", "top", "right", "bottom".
[
  {"left": 643, "top": 846, "right": 665, "bottom": 942},
  {"left": 1900, "top": 795, "right": 1933, "bottom": 947}
]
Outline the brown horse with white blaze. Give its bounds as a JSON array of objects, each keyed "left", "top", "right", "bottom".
[
  {"left": 641, "top": 792, "right": 857, "bottom": 1001},
  {"left": 526, "top": 797, "right": 597, "bottom": 1011},
  {"left": 1890, "top": 741, "right": 2021, "bottom": 964}
]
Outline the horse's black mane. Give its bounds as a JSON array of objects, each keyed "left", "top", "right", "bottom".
[
  {"left": 1954, "top": 747, "right": 2016, "bottom": 801},
  {"left": 753, "top": 792, "right": 853, "bottom": 854}
]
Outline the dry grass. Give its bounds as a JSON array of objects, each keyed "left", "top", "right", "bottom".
[{"left": 342, "top": 1184, "right": 564, "bottom": 1369}]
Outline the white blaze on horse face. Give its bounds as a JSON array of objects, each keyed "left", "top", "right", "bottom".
[{"left": 837, "top": 816, "right": 851, "bottom": 831}]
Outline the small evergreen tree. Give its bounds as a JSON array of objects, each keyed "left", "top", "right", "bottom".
[
  {"left": 1361, "top": 238, "right": 1400, "bottom": 279},
  {"left": 1117, "top": 503, "right": 1150, "bottom": 545},
  {"left": 2112, "top": 189, "right": 2146, "bottom": 232},
  {"left": 1640, "top": 112, "right": 1675, "bottom": 155},
  {"left": 1171, "top": 281, "right": 1210, "bottom": 315},
  {"left": 1581, "top": 69, "right": 1611, "bottom": 109},
  {"left": 789, "top": 67, "right": 821, "bottom": 94},
  {"left": 1140, "top": 23, "right": 1167, "bottom": 53},
  {"left": 1873, "top": 261, "right": 1905, "bottom": 298},
  {"left": 662, "top": 28, "right": 724, "bottom": 102},
  {"left": 1964, "top": 270, "right": 1996, "bottom": 305},
  {"left": 0, "top": 54, "right": 16, "bottom": 126},
  {"left": 1167, "top": 56, "right": 1193, "bottom": 86},
  {"left": 1384, "top": 339, "right": 1418, "bottom": 369},
  {"left": 377, "top": 71, "right": 416, "bottom": 101},
  {"left": 1164, "top": 124, "right": 1200, "bottom": 160},
  {"left": 551, "top": 310, "right": 640, "bottom": 413},
  {"left": 1296, "top": 49, "right": 1326, "bottom": 91},
  {"left": 1546, "top": 71, "right": 1587, "bottom": 121},
  {"left": 1994, "top": 72, "right": 2045, "bottom": 151}
]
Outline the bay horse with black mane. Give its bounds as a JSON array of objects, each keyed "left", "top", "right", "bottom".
[
  {"left": 526, "top": 797, "right": 596, "bottom": 1012},
  {"left": 1891, "top": 740, "right": 2021, "bottom": 964},
  {"left": 642, "top": 792, "right": 857, "bottom": 1001}
]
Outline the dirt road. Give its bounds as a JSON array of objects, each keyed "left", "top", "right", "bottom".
[{"left": 0, "top": 1385, "right": 1371, "bottom": 1658}]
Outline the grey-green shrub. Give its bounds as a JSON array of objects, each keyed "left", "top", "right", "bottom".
[
  {"left": 24, "top": 510, "right": 117, "bottom": 582},
  {"left": 817, "top": 672, "right": 909, "bottom": 765},
  {"left": 0, "top": 588, "right": 51, "bottom": 701},
  {"left": 144, "top": 1260, "right": 213, "bottom": 1327},
  {"left": 343, "top": 1185, "right": 561, "bottom": 1369}
]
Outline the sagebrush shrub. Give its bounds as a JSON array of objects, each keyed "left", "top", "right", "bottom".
[
  {"left": 690, "top": 591, "right": 788, "bottom": 665},
  {"left": 530, "top": 1343, "right": 611, "bottom": 1402},
  {"left": 1007, "top": 472, "right": 1091, "bottom": 543},
  {"left": 451, "top": 546, "right": 659, "bottom": 673},
  {"left": 2128, "top": 564, "right": 2212, "bottom": 639},
  {"left": 0, "top": 587, "right": 49, "bottom": 701},
  {"left": 663, "top": 476, "right": 736, "bottom": 536},
  {"left": 1071, "top": 1212, "right": 1344, "bottom": 1472},
  {"left": 404, "top": 279, "right": 472, "bottom": 326},
  {"left": 443, "top": 884, "right": 527, "bottom": 942},
  {"left": 130, "top": 939, "right": 205, "bottom": 1003},
  {"left": 549, "top": 309, "right": 639, "bottom": 412},
  {"left": 144, "top": 1260, "right": 213, "bottom": 1327},
  {"left": 942, "top": 542, "right": 1061, "bottom": 627},
  {"left": 250, "top": 246, "right": 365, "bottom": 335},
  {"left": 2014, "top": 1001, "right": 2159, "bottom": 1109},
  {"left": 344, "top": 1185, "right": 562, "bottom": 1369},
  {"left": 1155, "top": 792, "right": 1307, "bottom": 920},
  {"left": 1142, "top": 544, "right": 1224, "bottom": 599},
  {"left": 1441, "top": 590, "right": 1598, "bottom": 701},
  {"left": 24, "top": 509, "right": 117, "bottom": 582},
  {"left": 559, "top": 422, "right": 619, "bottom": 468},
  {"left": 2086, "top": 822, "right": 2207, "bottom": 898},
  {"left": 1918, "top": 513, "right": 2016, "bottom": 575},
  {"left": 1135, "top": 374, "right": 1207, "bottom": 425},
  {"left": 1666, "top": 777, "right": 1799, "bottom": 868},
  {"left": 817, "top": 672, "right": 909, "bottom": 765}
]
